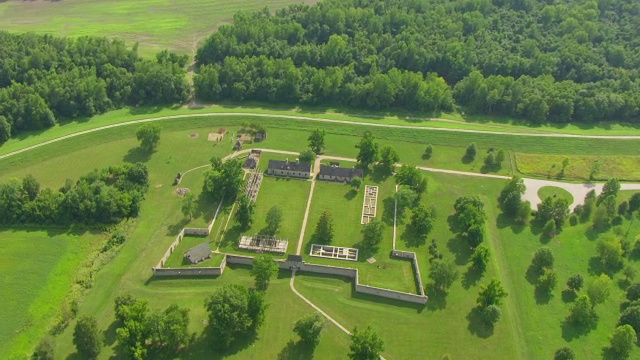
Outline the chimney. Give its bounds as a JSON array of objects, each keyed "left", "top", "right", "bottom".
[{"left": 296, "top": 158, "right": 299, "bottom": 164}]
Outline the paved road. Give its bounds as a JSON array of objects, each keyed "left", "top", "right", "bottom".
[{"left": 3, "top": 111, "right": 640, "bottom": 162}]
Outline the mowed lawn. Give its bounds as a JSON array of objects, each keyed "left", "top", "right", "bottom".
[
  {"left": 516, "top": 153, "right": 640, "bottom": 181},
  {"left": 0, "top": 229, "right": 104, "bottom": 357},
  {"left": 217, "top": 176, "right": 311, "bottom": 258},
  {"left": 0, "top": 0, "right": 317, "bottom": 56},
  {"left": 301, "top": 169, "right": 417, "bottom": 294}
]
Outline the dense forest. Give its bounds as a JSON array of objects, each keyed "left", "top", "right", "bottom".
[
  {"left": 0, "top": 163, "right": 149, "bottom": 225},
  {"left": 195, "top": 0, "right": 640, "bottom": 124},
  {"left": 0, "top": 32, "right": 189, "bottom": 144}
]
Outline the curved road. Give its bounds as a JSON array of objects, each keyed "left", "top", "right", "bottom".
[{"left": 2, "top": 111, "right": 640, "bottom": 162}]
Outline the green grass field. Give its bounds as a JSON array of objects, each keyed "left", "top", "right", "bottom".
[
  {"left": 0, "top": 0, "right": 316, "bottom": 56},
  {"left": 516, "top": 153, "right": 640, "bottom": 181},
  {"left": 0, "top": 229, "right": 104, "bottom": 357},
  {"left": 538, "top": 186, "right": 574, "bottom": 205},
  {"left": 217, "top": 176, "right": 311, "bottom": 258},
  {"left": 1, "top": 114, "right": 640, "bottom": 359}
]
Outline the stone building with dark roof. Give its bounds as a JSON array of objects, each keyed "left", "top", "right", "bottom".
[
  {"left": 184, "top": 243, "right": 212, "bottom": 265},
  {"left": 267, "top": 159, "right": 312, "bottom": 179},
  {"left": 318, "top": 164, "right": 363, "bottom": 183}
]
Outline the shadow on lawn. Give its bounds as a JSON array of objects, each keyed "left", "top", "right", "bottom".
[
  {"left": 425, "top": 284, "right": 447, "bottom": 311},
  {"left": 446, "top": 234, "right": 473, "bottom": 266},
  {"left": 466, "top": 307, "right": 494, "bottom": 338},
  {"left": 182, "top": 327, "right": 259, "bottom": 360},
  {"left": 277, "top": 340, "right": 314, "bottom": 360},
  {"left": 495, "top": 213, "right": 527, "bottom": 235},
  {"left": 462, "top": 267, "right": 483, "bottom": 289},
  {"left": 123, "top": 147, "right": 153, "bottom": 163}
]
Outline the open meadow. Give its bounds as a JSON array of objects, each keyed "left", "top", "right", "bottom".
[
  {"left": 0, "top": 0, "right": 317, "bottom": 56},
  {"left": 0, "top": 115, "right": 639, "bottom": 359}
]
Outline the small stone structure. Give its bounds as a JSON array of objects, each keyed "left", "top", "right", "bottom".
[
  {"left": 310, "top": 244, "right": 358, "bottom": 261},
  {"left": 239, "top": 235, "right": 288, "bottom": 254},
  {"left": 267, "top": 158, "right": 312, "bottom": 179},
  {"left": 361, "top": 185, "right": 378, "bottom": 224},
  {"left": 184, "top": 243, "right": 212, "bottom": 264},
  {"left": 234, "top": 140, "right": 243, "bottom": 150},
  {"left": 244, "top": 171, "right": 263, "bottom": 202}
]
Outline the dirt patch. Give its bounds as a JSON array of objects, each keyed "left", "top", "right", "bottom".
[
  {"left": 189, "top": 133, "right": 199, "bottom": 138},
  {"left": 175, "top": 188, "right": 190, "bottom": 197},
  {"left": 155, "top": 184, "right": 163, "bottom": 189},
  {"left": 208, "top": 133, "right": 224, "bottom": 142},
  {"left": 238, "top": 133, "right": 253, "bottom": 142}
]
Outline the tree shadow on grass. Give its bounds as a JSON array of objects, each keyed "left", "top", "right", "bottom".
[
  {"left": 601, "top": 347, "right": 624, "bottom": 360},
  {"left": 446, "top": 235, "right": 473, "bottom": 266},
  {"left": 369, "top": 165, "right": 390, "bottom": 183},
  {"left": 167, "top": 218, "right": 190, "bottom": 236},
  {"left": 561, "top": 319, "right": 597, "bottom": 341},
  {"left": 381, "top": 197, "right": 396, "bottom": 226},
  {"left": 562, "top": 289, "right": 577, "bottom": 303},
  {"left": 466, "top": 307, "right": 494, "bottom": 338},
  {"left": 425, "top": 284, "right": 447, "bottom": 311},
  {"left": 181, "top": 327, "right": 258, "bottom": 360},
  {"left": 462, "top": 267, "right": 484, "bottom": 289},
  {"left": 277, "top": 340, "right": 314, "bottom": 360},
  {"left": 219, "top": 224, "right": 243, "bottom": 250},
  {"left": 400, "top": 226, "right": 426, "bottom": 249},
  {"left": 65, "top": 352, "right": 84, "bottom": 360},
  {"left": 103, "top": 320, "right": 119, "bottom": 346},
  {"left": 344, "top": 188, "right": 357, "bottom": 200},
  {"left": 123, "top": 147, "right": 153, "bottom": 163},
  {"left": 534, "top": 286, "right": 553, "bottom": 305},
  {"left": 461, "top": 155, "right": 474, "bottom": 165},
  {"left": 495, "top": 213, "right": 526, "bottom": 235}
]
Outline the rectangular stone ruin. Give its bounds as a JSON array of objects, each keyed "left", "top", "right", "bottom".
[
  {"left": 310, "top": 244, "right": 358, "bottom": 261},
  {"left": 244, "top": 171, "right": 263, "bottom": 202},
  {"left": 361, "top": 185, "right": 379, "bottom": 224},
  {"left": 239, "top": 235, "right": 288, "bottom": 254}
]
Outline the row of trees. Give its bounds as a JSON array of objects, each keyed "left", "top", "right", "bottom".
[
  {"left": 195, "top": 0, "right": 640, "bottom": 123},
  {"left": 0, "top": 163, "right": 149, "bottom": 225},
  {"left": 0, "top": 32, "right": 189, "bottom": 144},
  {"left": 194, "top": 56, "right": 453, "bottom": 112}
]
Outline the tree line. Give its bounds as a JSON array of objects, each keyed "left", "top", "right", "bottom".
[
  {"left": 0, "top": 32, "right": 189, "bottom": 144},
  {"left": 195, "top": 0, "right": 640, "bottom": 123},
  {"left": 0, "top": 163, "right": 149, "bottom": 225}
]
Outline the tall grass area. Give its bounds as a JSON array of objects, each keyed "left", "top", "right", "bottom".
[
  {"left": 0, "top": 0, "right": 317, "bottom": 56},
  {"left": 516, "top": 153, "right": 640, "bottom": 181},
  {"left": 0, "top": 229, "right": 104, "bottom": 356}
]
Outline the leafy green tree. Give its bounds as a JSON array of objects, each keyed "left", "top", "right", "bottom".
[
  {"left": 477, "top": 278, "right": 508, "bottom": 308},
  {"left": 293, "top": 314, "right": 324, "bottom": 349},
  {"left": 147, "top": 304, "right": 190, "bottom": 351},
  {"left": 465, "top": 143, "right": 477, "bottom": 161},
  {"left": 114, "top": 293, "right": 136, "bottom": 323},
  {"left": 395, "top": 186, "right": 418, "bottom": 213},
  {"left": 596, "top": 235, "right": 623, "bottom": 270},
  {"left": 498, "top": 177, "right": 526, "bottom": 216},
  {"left": 410, "top": 205, "right": 435, "bottom": 240},
  {"left": 350, "top": 177, "right": 362, "bottom": 191},
  {"left": 73, "top": 316, "right": 102, "bottom": 359},
  {"left": 592, "top": 204, "right": 611, "bottom": 229},
  {"left": 567, "top": 295, "right": 596, "bottom": 327},
  {"left": 480, "top": 305, "right": 502, "bottom": 327},
  {"left": 348, "top": 326, "right": 384, "bottom": 360},
  {"left": 203, "top": 157, "right": 244, "bottom": 201},
  {"left": 32, "top": 336, "right": 55, "bottom": 360},
  {"left": 395, "top": 165, "right": 427, "bottom": 194},
  {"left": 609, "top": 325, "right": 636, "bottom": 358},
  {"left": 531, "top": 247, "right": 554, "bottom": 272},
  {"left": 484, "top": 152, "right": 496, "bottom": 168},
  {"left": 470, "top": 245, "right": 490, "bottom": 273},
  {"left": 135, "top": 123, "right": 161, "bottom": 151},
  {"left": 0, "top": 116, "right": 11, "bottom": 144},
  {"left": 264, "top": 205, "right": 283, "bottom": 235},
  {"left": 629, "top": 193, "right": 640, "bottom": 213},
  {"left": 314, "top": 210, "right": 334, "bottom": 244},
  {"left": 424, "top": 144, "right": 433, "bottom": 159},
  {"left": 536, "top": 196, "right": 570, "bottom": 228},
  {"left": 205, "top": 284, "right": 266, "bottom": 349},
  {"left": 355, "top": 130, "right": 379, "bottom": 169},
  {"left": 361, "top": 218, "right": 385, "bottom": 249},
  {"left": 536, "top": 269, "right": 558, "bottom": 294},
  {"left": 566, "top": 274, "right": 584, "bottom": 293},
  {"left": 115, "top": 297, "right": 150, "bottom": 359},
  {"left": 619, "top": 201, "right": 629, "bottom": 216},
  {"left": 22, "top": 174, "right": 40, "bottom": 201},
  {"left": 299, "top": 149, "right": 316, "bottom": 163},
  {"left": 543, "top": 219, "right": 557, "bottom": 238},
  {"left": 599, "top": 178, "right": 621, "bottom": 204},
  {"left": 624, "top": 266, "right": 637, "bottom": 283},
  {"left": 554, "top": 347, "right": 575, "bottom": 360},
  {"left": 235, "top": 194, "right": 254, "bottom": 230},
  {"left": 181, "top": 191, "right": 196, "bottom": 220},
  {"left": 619, "top": 305, "right": 640, "bottom": 334},
  {"left": 626, "top": 283, "right": 640, "bottom": 302},
  {"left": 587, "top": 274, "right": 612, "bottom": 307},
  {"left": 429, "top": 259, "right": 459, "bottom": 293},
  {"left": 378, "top": 145, "right": 399, "bottom": 174},
  {"left": 251, "top": 254, "right": 279, "bottom": 291},
  {"left": 308, "top": 129, "right": 326, "bottom": 154},
  {"left": 495, "top": 150, "right": 505, "bottom": 166}
]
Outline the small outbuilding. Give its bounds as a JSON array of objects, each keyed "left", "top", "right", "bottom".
[
  {"left": 318, "top": 164, "right": 363, "bottom": 183},
  {"left": 184, "top": 243, "right": 212, "bottom": 265},
  {"left": 234, "top": 140, "right": 243, "bottom": 150},
  {"left": 267, "top": 159, "right": 312, "bottom": 179},
  {"left": 244, "top": 154, "right": 260, "bottom": 169}
]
